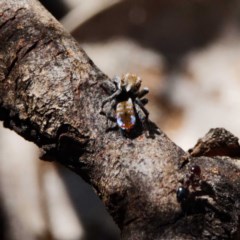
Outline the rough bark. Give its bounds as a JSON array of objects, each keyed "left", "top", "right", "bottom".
[{"left": 0, "top": 1, "right": 239, "bottom": 239}]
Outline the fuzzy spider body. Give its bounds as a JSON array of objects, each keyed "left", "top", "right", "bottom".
[
  {"left": 101, "top": 73, "right": 149, "bottom": 131},
  {"left": 116, "top": 98, "right": 136, "bottom": 131}
]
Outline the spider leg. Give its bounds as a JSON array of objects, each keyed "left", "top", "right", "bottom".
[
  {"left": 100, "top": 89, "right": 121, "bottom": 114},
  {"left": 106, "top": 99, "right": 117, "bottom": 121},
  {"left": 137, "top": 87, "right": 149, "bottom": 98},
  {"left": 112, "top": 75, "right": 121, "bottom": 88},
  {"left": 103, "top": 99, "right": 117, "bottom": 131},
  {"left": 140, "top": 98, "right": 148, "bottom": 106},
  {"left": 135, "top": 97, "right": 149, "bottom": 120}
]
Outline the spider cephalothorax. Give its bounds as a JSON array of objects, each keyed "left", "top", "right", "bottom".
[{"left": 100, "top": 73, "right": 149, "bottom": 131}]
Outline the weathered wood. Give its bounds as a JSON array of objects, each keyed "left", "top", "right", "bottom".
[{"left": 0, "top": 1, "right": 239, "bottom": 239}]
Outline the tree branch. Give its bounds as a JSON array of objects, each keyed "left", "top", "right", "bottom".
[{"left": 0, "top": 1, "right": 239, "bottom": 239}]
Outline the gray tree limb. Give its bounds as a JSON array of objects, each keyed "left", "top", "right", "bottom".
[{"left": 0, "top": 1, "right": 239, "bottom": 239}]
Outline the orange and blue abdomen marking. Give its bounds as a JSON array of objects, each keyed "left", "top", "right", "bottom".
[{"left": 116, "top": 99, "right": 136, "bottom": 131}]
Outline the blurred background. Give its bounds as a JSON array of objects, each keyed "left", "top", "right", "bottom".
[{"left": 1, "top": 0, "right": 240, "bottom": 239}]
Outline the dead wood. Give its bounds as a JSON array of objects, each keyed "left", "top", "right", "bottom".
[{"left": 0, "top": 1, "right": 239, "bottom": 239}]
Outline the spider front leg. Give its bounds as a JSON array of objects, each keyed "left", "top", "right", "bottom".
[
  {"left": 112, "top": 75, "right": 121, "bottom": 88},
  {"left": 100, "top": 89, "right": 121, "bottom": 115},
  {"left": 137, "top": 87, "right": 149, "bottom": 98},
  {"left": 135, "top": 97, "right": 149, "bottom": 121}
]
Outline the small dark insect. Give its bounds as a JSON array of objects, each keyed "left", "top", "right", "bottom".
[
  {"left": 176, "top": 186, "right": 189, "bottom": 203},
  {"left": 190, "top": 165, "right": 201, "bottom": 177},
  {"left": 100, "top": 73, "right": 149, "bottom": 132},
  {"left": 176, "top": 164, "right": 202, "bottom": 203}
]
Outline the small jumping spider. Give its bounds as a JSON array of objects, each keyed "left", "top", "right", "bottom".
[
  {"left": 176, "top": 165, "right": 201, "bottom": 203},
  {"left": 100, "top": 73, "right": 149, "bottom": 132}
]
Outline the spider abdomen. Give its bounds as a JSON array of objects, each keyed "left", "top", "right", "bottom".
[{"left": 116, "top": 98, "right": 136, "bottom": 131}]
